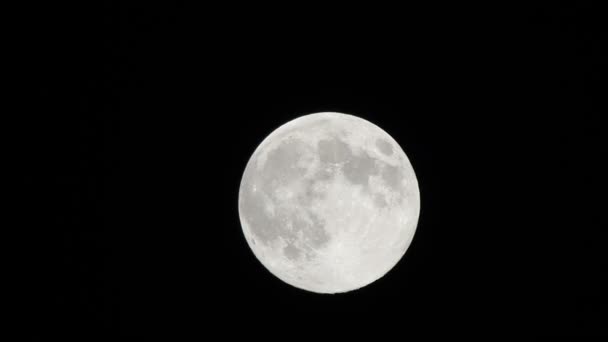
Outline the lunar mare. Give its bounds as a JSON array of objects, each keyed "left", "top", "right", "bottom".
[{"left": 238, "top": 112, "right": 420, "bottom": 294}]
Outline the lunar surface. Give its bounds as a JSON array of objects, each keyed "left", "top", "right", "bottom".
[{"left": 238, "top": 112, "right": 420, "bottom": 294}]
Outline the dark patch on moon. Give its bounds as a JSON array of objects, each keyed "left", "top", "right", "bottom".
[
  {"left": 298, "top": 179, "right": 326, "bottom": 206},
  {"left": 317, "top": 138, "right": 351, "bottom": 164},
  {"left": 288, "top": 211, "right": 329, "bottom": 249},
  {"left": 303, "top": 213, "right": 329, "bottom": 247},
  {"left": 314, "top": 166, "right": 335, "bottom": 182},
  {"left": 381, "top": 163, "right": 406, "bottom": 201},
  {"left": 376, "top": 138, "right": 393, "bottom": 156},
  {"left": 343, "top": 151, "right": 378, "bottom": 188},
  {"left": 374, "top": 193, "right": 388, "bottom": 208},
  {"left": 283, "top": 243, "right": 301, "bottom": 260},
  {"left": 261, "top": 139, "right": 308, "bottom": 185}
]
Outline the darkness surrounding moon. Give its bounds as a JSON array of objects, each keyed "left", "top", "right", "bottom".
[{"left": 33, "top": 4, "right": 605, "bottom": 338}]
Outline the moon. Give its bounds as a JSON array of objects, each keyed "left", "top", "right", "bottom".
[{"left": 238, "top": 112, "right": 420, "bottom": 294}]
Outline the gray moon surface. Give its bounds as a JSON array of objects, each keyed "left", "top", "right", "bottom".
[{"left": 238, "top": 112, "right": 420, "bottom": 294}]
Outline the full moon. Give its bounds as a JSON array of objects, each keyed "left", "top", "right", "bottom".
[{"left": 238, "top": 112, "right": 420, "bottom": 294}]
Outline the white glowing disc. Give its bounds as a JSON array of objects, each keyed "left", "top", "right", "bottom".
[{"left": 238, "top": 112, "right": 420, "bottom": 293}]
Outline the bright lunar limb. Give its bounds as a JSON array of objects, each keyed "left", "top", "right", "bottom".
[{"left": 238, "top": 112, "right": 420, "bottom": 294}]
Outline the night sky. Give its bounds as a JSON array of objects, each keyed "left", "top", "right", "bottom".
[{"left": 25, "top": 3, "right": 605, "bottom": 337}]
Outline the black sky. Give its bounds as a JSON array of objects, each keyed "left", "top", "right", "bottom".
[{"left": 25, "top": 3, "right": 606, "bottom": 338}]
